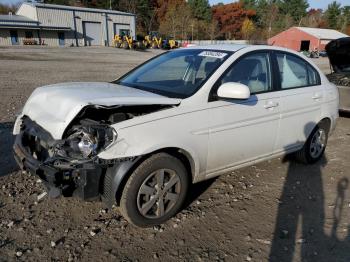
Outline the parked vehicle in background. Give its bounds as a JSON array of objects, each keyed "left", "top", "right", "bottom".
[
  {"left": 319, "top": 51, "right": 328, "bottom": 57},
  {"left": 309, "top": 50, "right": 319, "bottom": 58},
  {"left": 300, "top": 50, "right": 310, "bottom": 57},
  {"left": 326, "top": 37, "right": 350, "bottom": 112},
  {"left": 326, "top": 37, "right": 350, "bottom": 73},
  {"left": 13, "top": 45, "right": 339, "bottom": 227}
]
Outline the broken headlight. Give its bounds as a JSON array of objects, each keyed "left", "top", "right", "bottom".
[{"left": 64, "top": 122, "right": 117, "bottom": 159}]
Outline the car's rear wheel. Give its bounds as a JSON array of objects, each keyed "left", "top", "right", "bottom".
[
  {"left": 295, "top": 121, "right": 329, "bottom": 164},
  {"left": 119, "top": 153, "right": 189, "bottom": 227}
]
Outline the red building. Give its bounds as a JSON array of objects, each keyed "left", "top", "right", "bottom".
[{"left": 268, "top": 27, "right": 348, "bottom": 52}]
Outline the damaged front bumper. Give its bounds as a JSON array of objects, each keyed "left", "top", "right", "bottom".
[{"left": 13, "top": 117, "right": 105, "bottom": 200}]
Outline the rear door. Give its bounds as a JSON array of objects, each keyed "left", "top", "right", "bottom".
[
  {"left": 272, "top": 51, "right": 324, "bottom": 153},
  {"left": 206, "top": 51, "right": 280, "bottom": 175}
]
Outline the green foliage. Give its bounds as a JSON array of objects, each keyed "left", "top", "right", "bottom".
[
  {"left": 325, "top": 1, "right": 342, "bottom": 29},
  {"left": 338, "top": 5, "right": 350, "bottom": 32},
  {"left": 277, "top": 0, "right": 309, "bottom": 24},
  {"left": 187, "top": 0, "right": 211, "bottom": 22},
  {"left": 240, "top": 0, "right": 257, "bottom": 10}
]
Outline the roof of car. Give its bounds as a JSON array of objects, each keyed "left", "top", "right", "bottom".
[{"left": 184, "top": 44, "right": 250, "bottom": 52}]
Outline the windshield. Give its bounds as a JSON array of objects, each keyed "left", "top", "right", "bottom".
[{"left": 117, "top": 49, "right": 232, "bottom": 98}]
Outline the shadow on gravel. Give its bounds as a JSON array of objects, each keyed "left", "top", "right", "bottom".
[
  {"left": 270, "top": 122, "right": 350, "bottom": 261},
  {"left": 0, "top": 122, "right": 18, "bottom": 177},
  {"left": 269, "top": 155, "right": 328, "bottom": 261},
  {"left": 183, "top": 178, "right": 217, "bottom": 210}
]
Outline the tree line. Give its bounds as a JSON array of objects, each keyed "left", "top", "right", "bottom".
[{"left": 1, "top": 0, "right": 349, "bottom": 41}]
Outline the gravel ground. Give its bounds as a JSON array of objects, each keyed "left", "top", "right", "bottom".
[{"left": 1, "top": 47, "right": 350, "bottom": 262}]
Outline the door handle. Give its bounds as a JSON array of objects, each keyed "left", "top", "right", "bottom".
[{"left": 264, "top": 101, "right": 279, "bottom": 109}]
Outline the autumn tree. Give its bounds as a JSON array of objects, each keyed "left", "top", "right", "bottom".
[
  {"left": 241, "top": 18, "right": 255, "bottom": 40},
  {"left": 159, "top": 1, "right": 192, "bottom": 40},
  {"left": 205, "top": 19, "right": 220, "bottom": 40},
  {"left": 0, "top": 3, "right": 18, "bottom": 14},
  {"left": 212, "top": 2, "right": 256, "bottom": 39},
  {"left": 155, "top": 0, "right": 183, "bottom": 25},
  {"left": 302, "top": 9, "right": 327, "bottom": 28}
]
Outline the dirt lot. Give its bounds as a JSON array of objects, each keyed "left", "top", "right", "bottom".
[{"left": 1, "top": 47, "right": 350, "bottom": 262}]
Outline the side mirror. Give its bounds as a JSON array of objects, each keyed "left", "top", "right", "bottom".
[{"left": 217, "top": 82, "right": 251, "bottom": 100}]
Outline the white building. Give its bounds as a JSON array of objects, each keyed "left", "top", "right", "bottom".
[{"left": 0, "top": 2, "right": 136, "bottom": 47}]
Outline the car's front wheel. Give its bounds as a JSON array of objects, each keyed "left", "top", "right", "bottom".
[{"left": 119, "top": 153, "right": 189, "bottom": 227}]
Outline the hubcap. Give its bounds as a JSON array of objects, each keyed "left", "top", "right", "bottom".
[
  {"left": 137, "top": 169, "right": 181, "bottom": 219},
  {"left": 310, "top": 129, "right": 326, "bottom": 159}
]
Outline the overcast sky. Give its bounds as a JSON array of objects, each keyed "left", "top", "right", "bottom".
[{"left": 0, "top": 0, "right": 349, "bottom": 10}]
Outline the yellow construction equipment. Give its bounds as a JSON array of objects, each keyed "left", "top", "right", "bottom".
[
  {"left": 122, "top": 35, "right": 134, "bottom": 49},
  {"left": 143, "top": 35, "right": 152, "bottom": 48},
  {"left": 152, "top": 36, "right": 162, "bottom": 49},
  {"left": 168, "top": 39, "right": 179, "bottom": 49},
  {"left": 112, "top": 34, "right": 123, "bottom": 48}
]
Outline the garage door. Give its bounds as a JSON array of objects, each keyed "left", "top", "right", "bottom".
[{"left": 83, "top": 22, "right": 101, "bottom": 46}]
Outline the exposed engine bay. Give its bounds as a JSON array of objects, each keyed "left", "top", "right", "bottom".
[{"left": 21, "top": 104, "right": 171, "bottom": 166}]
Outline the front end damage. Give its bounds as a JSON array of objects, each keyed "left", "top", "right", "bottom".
[
  {"left": 13, "top": 104, "right": 170, "bottom": 202},
  {"left": 13, "top": 116, "right": 113, "bottom": 200}
]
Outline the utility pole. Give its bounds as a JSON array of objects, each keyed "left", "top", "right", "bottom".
[{"left": 191, "top": 23, "right": 194, "bottom": 42}]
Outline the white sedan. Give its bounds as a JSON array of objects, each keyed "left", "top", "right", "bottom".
[{"left": 13, "top": 45, "right": 339, "bottom": 226}]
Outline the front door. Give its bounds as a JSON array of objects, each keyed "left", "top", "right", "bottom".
[
  {"left": 10, "top": 30, "right": 19, "bottom": 45},
  {"left": 206, "top": 51, "right": 280, "bottom": 176}
]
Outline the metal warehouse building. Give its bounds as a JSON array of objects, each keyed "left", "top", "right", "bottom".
[
  {"left": 0, "top": 2, "right": 136, "bottom": 47},
  {"left": 268, "top": 27, "right": 349, "bottom": 52}
]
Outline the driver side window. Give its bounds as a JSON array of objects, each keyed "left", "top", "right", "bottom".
[{"left": 221, "top": 52, "right": 272, "bottom": 94}]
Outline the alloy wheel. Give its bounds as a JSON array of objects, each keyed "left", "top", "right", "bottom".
[{"left": 137, "top": 169, "right": 181, "bottom": 219}]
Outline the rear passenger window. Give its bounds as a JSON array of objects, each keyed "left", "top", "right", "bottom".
[
  {"left": 307, "top": 65, "right": 319, "bottom": 86},
  {"left": 276, "top": 53, "right": 320, "bottom": 89}
]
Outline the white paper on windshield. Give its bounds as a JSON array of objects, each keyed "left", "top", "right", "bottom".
[{"left": 198, "top": 51, "right": 228, "bottom": 59}]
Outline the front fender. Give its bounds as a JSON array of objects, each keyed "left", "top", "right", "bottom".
[
  {"left": 101, "top": 158, "right": 140, "bottom": 208},
  {"left": 99, "top": 140, "right": 203, "bottom": 182}
]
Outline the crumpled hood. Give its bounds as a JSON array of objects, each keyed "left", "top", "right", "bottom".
[{"left": 17, "top": 82, "right": 181, "bottom": 139}]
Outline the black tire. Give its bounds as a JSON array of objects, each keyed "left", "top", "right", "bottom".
[
  {"left": 295, "top": 121, "right": 329, "bottom": 164},
  {"left": 119, "top": 153, "right": 189, "bottom": 227}
]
